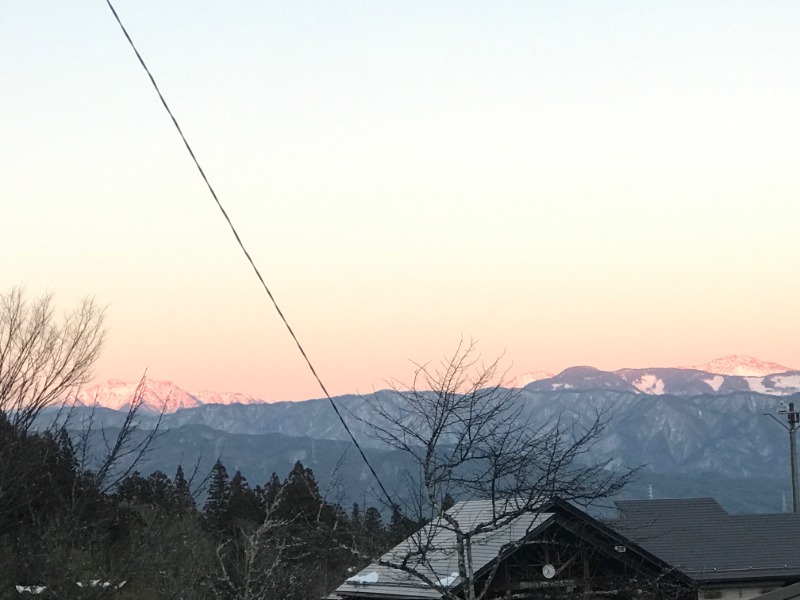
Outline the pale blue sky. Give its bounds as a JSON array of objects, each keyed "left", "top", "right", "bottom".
[{"left": 2, "top": 2, "right": 799, "bottom": 399}]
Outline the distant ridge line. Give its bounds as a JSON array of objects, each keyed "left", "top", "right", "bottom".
[{"left": 81, "top": 355, "right": 800, "bottom": 413}]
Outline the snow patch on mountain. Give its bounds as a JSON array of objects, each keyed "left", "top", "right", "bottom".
[
  {"left": 690, "top": 355, "right": 793, "bottom": 377},
  {"left": 704, "top": 375, "right": 725, "bottom": 392},
  {"left": 631, "top": 374, "right": 665, "bottom": 395},
  {"left": 763, "top": 374, "right": 800, "bottom": 394},
  {"left": 744, "top": 377, "right": 768, "bottom": 394}
]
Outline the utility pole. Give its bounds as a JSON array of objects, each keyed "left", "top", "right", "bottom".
[
  {"left": 790, "top": 402, "right": 799, "bottom": 513},
  {"left": 765, "top": 401, "right": 800, "bottom": 512}
]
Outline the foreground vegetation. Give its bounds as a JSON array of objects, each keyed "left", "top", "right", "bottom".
[
  {"left": 0, "top": 288, "right": 411, "bottom": 598},
  {"left": 0, "top": 425, "right": 408, "bottom": 599}
]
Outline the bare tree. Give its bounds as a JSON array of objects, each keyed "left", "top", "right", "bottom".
[
  {"left": 362, "top": 339, "right": 637, "bottom": 600},
  {"left": 0, "top": 287, "right": 105, "bottom": 432},
  {"left": 77, "top": 376, "right": 167, "bottom": 494},
  {"left": 0, "top": 288, "right": 178, "bottom": 597},
  {"left": 211, "top": 460, "right": 356, "bottom": 600},
  {"left": 0, "top": 288, "right": 106, "bottom": 559},
  {"left": 214, "top": 487, "right": 302, "bottom": 600}
]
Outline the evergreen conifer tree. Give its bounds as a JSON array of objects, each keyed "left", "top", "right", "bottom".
[
  {"left": 227, "top": 470, "right": 261, "bottom": 529},
  {"left": 363, "top": 506, "right": 383, "bottom": 535},
  {"left": 117, "top": 471, "right": 151, "bottom": 505},
  {"left": 173, "top": 464, "right": 195, "bottom": 512},
  {"left": 389, "top": 504, "right": 418, "bottom": 544},
  {"left": 350, "top": 502, "right": 362, "bottom": 528},
  {"left": 262, "top": 472, "right": 282, "bottom": 508},
  {"left": 204, "top": 459, "right": 230, "bottom": 533},
  {"left": 280, "top": 461, "right": 323, "bottom": 522},
  {"left": 147, "top": 470, "right": 174, "bottom": 508}
]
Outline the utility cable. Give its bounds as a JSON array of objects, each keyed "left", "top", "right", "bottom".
[{"left": 104, "top": 0, "right": 395, "bottom": 510}]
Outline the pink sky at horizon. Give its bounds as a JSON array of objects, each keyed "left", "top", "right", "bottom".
[{"left": 3, "top": 2, "right": 800, "bottom": 401}]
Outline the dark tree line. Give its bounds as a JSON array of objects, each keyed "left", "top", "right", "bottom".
[
  {"left": 0, "top": 427, "right": 413, "bottom": 599},
  {"left": 0, "top": 409, "right": 154, "bottom": 597}
]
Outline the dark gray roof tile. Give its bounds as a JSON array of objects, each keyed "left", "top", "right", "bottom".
[{"left": 611, "top": 498, "right": 800, "bottom": 583}]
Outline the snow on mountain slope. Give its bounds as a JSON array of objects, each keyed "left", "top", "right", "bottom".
[
  {"left": 518, "top": 358, "right": 799, "bottom": 397},
  {"left": 503, "top": 370, "right": 554, "bottom": 388},
  {"left": 745, "top": 373, "right": 800, "bottom": 395},
  {"left": 75, "top": 379, "right": 270, "bottom": 413},
  {"left": 615, "top": 368, "right": 729, "bottom": 396},
  {"left": 704, "top": 375, "right": 725, "bottom": 392},
  {"left": 192, "top": 390, "right": 264, "bottom": 406},
  {"left": 77, "top": 379, "right": 202, "bottom": 413},
  {"left": 630, "top": 374, "right": 666, "bottom": 394},
  {"left": 690, "top": 355, "right": 793, "bottom": 377}
]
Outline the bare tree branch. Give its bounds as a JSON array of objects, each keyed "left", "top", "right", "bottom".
[
  {"left": 0, "top": 287, "right": 105, "bottom": 433},
  {"left": 359, "top": 339, "right": 638, "bottom": 600}
]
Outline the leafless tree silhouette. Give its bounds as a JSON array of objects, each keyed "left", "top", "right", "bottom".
[
  {"left": 0, "top": 287, "right": 105, "bottom": 433},
  {"left": 362, "top": 339, "right": 637, "bottom": 600}
]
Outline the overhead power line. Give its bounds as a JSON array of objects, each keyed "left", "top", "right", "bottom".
[{"left": 104, "top": 0, "right": 394, "bottom": 509}]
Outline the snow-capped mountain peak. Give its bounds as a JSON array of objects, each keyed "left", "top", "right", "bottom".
[
  {"left": 689, "top": 355, "right": 794, "bottom": 377},
  {"left": 74, "top": 379, "right": 271, "bottom": 413}
]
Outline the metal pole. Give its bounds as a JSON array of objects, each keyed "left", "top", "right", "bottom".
[
  {"left": 762, "top": 402, "right": 800, "bottom": 512},
  {"left": 790, "top": 403, "right": 799, "bottom": 513}
]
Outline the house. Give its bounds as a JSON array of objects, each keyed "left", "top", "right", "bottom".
[
  {"left": 610, "top": 498, "right": 800, "bottom": 600},
  {"left": 332, "top": 497, "right": 694, "bottom": 599}
]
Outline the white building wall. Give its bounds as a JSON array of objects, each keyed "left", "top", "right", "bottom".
[{"left": 699, "top": 585, "right": 782, "bottom": 600}]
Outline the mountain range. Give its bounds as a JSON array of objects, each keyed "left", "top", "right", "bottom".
[
  {"left": 50, "top": 355, "right": 800, "bottom": 514},
  {"left": 79, "top": 355, "right": 798, "bottom": 413}
]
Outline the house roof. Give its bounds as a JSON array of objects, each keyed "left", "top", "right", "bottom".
[
  {"left": 335, "top": 497, "right": 690, "bottom": 599},
  {"left": 611, "top": 498, "right": 800, "bottom": 583},
  {"left": 336, "top": 499, "right": 554, "bottom": 599}
]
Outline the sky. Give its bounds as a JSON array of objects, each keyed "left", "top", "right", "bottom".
[{"left": 2, "top": 1, "right": 800, "bottom": 401}]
